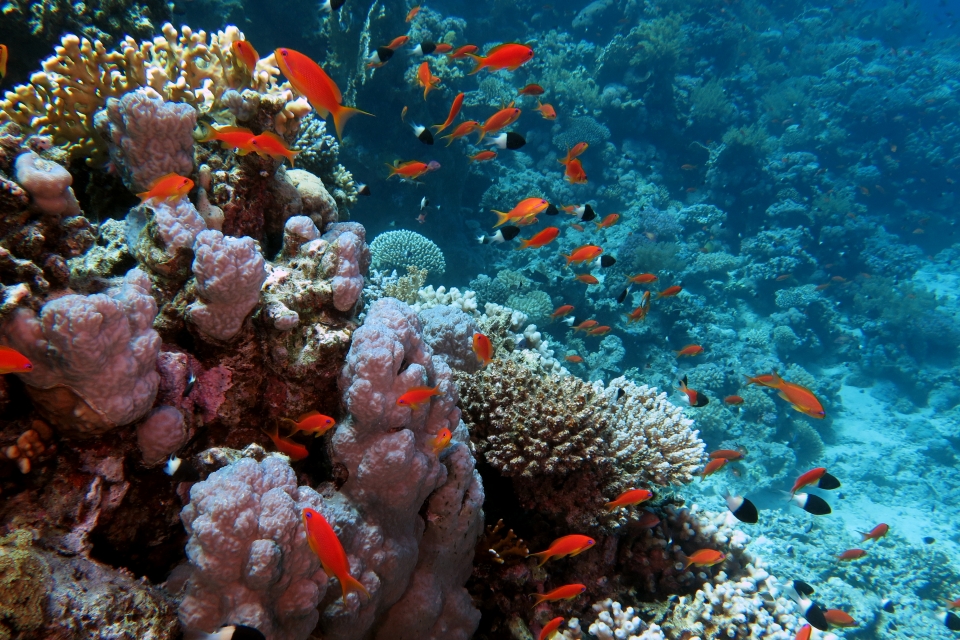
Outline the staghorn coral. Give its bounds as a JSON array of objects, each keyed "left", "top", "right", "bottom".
[{"left": 369, "top": 230, "right": 446, "bottom": 277}]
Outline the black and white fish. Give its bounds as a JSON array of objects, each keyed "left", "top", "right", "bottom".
[
  {"left": 320, "top": 0, "right": 346, "bottom": 12},
  {"left": 410, "top": 122, "right": 434, "bottom": 145},
  {"left": 485, "top": 132, "right": 526, "bottom": 150},
  {"left": 411, "top": 42, "right": 437, "bottom": 56},
  {"left": 478, "top": 226, "right": 521, "bottom": 244},
  {"left": 789, "top": 492, "right": 832, "bottom": 516},
  {"left": 365, "top": 46, "right": 395, "bottom": 66},
  {"left": 723, "top": 491, "right": 759, "bottom": 524}
]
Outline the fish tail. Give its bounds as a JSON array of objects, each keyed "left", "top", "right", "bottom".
[
  {"left": 442, "top": 133, "right": 455, "bottom": 146},
  {"left": 331, "top": 103, "right": 374, "bottom": 140},
  {"left": 530, "top": 593, "right": 547, "bottom": 608},
  {"left": 475, "top": 127, "right": 486, "bottom": 143},
  {"left": 465, "top": 53, "right": 485, "bottom": 74},
  {"left": 514, "top": 239, "right": 530, "bottom": 251},
  {"left": 431, "top": 123, "right": 447, "bottom": 134},
  {"left": 340, "top": 574, "right": 371, "bottom": 600},
  {"left": 492, "top": 210, "right": 511, "bottom": 227}
]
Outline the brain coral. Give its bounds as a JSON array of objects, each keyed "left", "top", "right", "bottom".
[{"left": 369, "top": 230, "right": 446, "bottom": 277}]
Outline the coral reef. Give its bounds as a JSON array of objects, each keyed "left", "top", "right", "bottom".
[{"left": 369, "top": 230, "right": 446, "bottom": 278}]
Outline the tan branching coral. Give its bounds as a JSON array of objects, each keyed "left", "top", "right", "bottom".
[{"left": 1, "top": 23, "right": 301, "bottom": 159}]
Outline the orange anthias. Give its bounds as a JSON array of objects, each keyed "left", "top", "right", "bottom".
[
  {"left": 231, "top": 40, "right": 259, "bottom": 75},
  {"left": 770, "top": 374, "right": 825, "bottom": 419},
  {"left": 417, "top": 61, "right": 441, "bottom": 100},
  {"left": 656, "top": 285, "right": 683, "bottom": 298},
  {"left": 0, "top": 45, "right": 7, "bottom": 82},
  {"left": 838, "top": 548, "right": 867, "bottom": 561},
  {"left": 790, "top": 467, "right": 833, "bottom": 495},
  {"left": 795, "top": 624, "right": 812, "bottom": 640},
  {"left": 387, "top": 35, "right": 410, "bottom": 50},
  {"left": 627, "top": 273, "right": 658, "bottom": 284},
  {"left": 467, "top": 43, "right": 535, "bottom": 74},
  {"left": 0, "top": 346, "right": 33, "bottom": 375},
  {"left": 709, "top": 449, "right": 743, "bottom": 461},
  {"left": 197, "top": 124, "right": 257, "bottom": 153},
  {"left": 859, "top": 523, "right": 889, "bottom": 542},
  {"left": 492, "top": 197, "right": 549, "bottom": 227},
  {"left": 302, "top": 508, "right": 370, "bottom": 600},
  {"left": 531, "top": 583, "right": 586, "bottom": 607},
  {"left": 516, "top": 227, "right": 559, "bottom": 250},
  {"left": 538, "top": 617, "right": 564, "bottom": 640},
  {"left": 596, "top": 213, "right": 619, "bottom": 229},
  {"left": 472, "top": 332, "right": 493, "bottom": 366},
  {"left": 427, "top": 428, "right": 452, "bottom": 455},
  {"left": 528, "top": 535, "right": 595, "bottom": 567},
  {"left": 823, "top": 609, "right": 856, "bottom": 628},
  {"left": 587, "top": 325, "right": 611, "bottom": 336},
  {"left": 683, "top": 549, "right": 726, "bottom": 569},
  {"left": 137, "top": 173, "right": 194, "bottom": 203},
  {"left": 250, "top": 131, "right": 299, "bottom": 166},
  {"left": 564, "top": 244, "right": 602, "bottom": 265},
  {"left": 535, "top": 100, "right": 557, "bottom": 120},
  {"left": 263, "top": 424, "right": 309, "bottom": 461},
  {"left": 559, "top": 142, "right": 589, "bottom": 166},
  {"left": 274, "top": 47, "right": 372, "bottom": 139},
  {"left": 518, "top": 83, "right": 545, "bottom": 96},
  {"left": 283, "top": 411, "right": 336, "bottom": 437},
  {"left": 564, "top": 158, "right": 587, "bottom": 184},
  {"left": 405, "top": 5, "right": 421, "bottom": 22},
  {"left": 469, "top": 150, "right": 497, "bottom": 162},
  {"left": 441, "top": 120, "right": 481, "bottom": 145},
  {"left": 397, "top": 385, "right": 441, "bottom": 410},
  {"left": 477, "top": 106, "right": 521, "bottom": 142},
  {"left": 432, "top": 92, "right": 465, "bottom": 134},
  {"left": 675, "top": 345, "right": 704, "bottom": 357},
  {"left": 744, "top": 373, "right": 780, "bottom": 387},
  {"left": 573, "top": 320, "right": 598, "bottom": 332},
  {"left": 700, "top": 458, "right": 727, "bottom": 478},
  {"left": 386, "top": 160, "right": 431, "bottom": 181},
  {"left": 448, "top": 44, "right": 479, "bottom": 59},
  {"left": 575, "top": 274, "right": 599, "bottom": 285},
  {"left": 551, "top": 304, "right": 574, "bottom": 319},
  {"left": 605, "top": 488, "right": 653, "bottom": 511}
]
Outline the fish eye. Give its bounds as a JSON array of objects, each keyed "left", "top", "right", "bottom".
[{"left": 305, "top": 512, "right": 312, "bottom": 518}]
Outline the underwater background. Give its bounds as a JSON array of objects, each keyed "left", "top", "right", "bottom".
[{"left": 1, "top": 0, "right": 960, "bottom": 638}]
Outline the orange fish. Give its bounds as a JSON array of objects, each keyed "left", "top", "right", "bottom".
[
  {"left": 516, "top": 227, "right": 559, "bottom": 250},
  {"left": 564, "top": 355, "right": 583, "bottom": 363},
  {"left": 467, "top": 43, "right": 535, "bottom": 74},
  {"left": 795, "top": 624, "right": 812, "bottom": 640},
  {"left": 473, "top": 332, "right": 493, "bottom": 366},
  {"left": 535, "top": 100, "right": 557, "bottom": 120},
  {"left": 700, "top": 458, "right": 727, "bottom": 478},
  {"left": 531, "top": 584, "right": 586, "bottom": 607},
  {"left": 627, "top": 273, "right": 658, "bottom": 284},
  {"left": 637, "top": 512, "right": 661, "bottom": 528},
  {"left": 625, "top": 298, "right": 650, "bottom": 323},
  {"left": 448, "top": 44, "right": 479, "bottom": 59},
  {"left": 587, "top": 325, "right": 611, "bottom": 336},
  {"left": 558, "top": 142, "right": 588, "bottom": 166},
  {"left": 283, "top": 411, "right": 336, "bottom": 437},
  {"left": 564, "top": 158, "right": 587, "bottom": 184},
  {"left": 946, "top": 597, "right": 960, "bottom": 609},
  {"left": 709, "top": 449, "right": 743, "bottom": 460},
  {"left": 427, "top": 427, "right": 452, "bottom": 454},
  {"left": 302, "top": 508, "right": 370, "bottom": 600},
  {"left": 564, "top": 244, "right": 603, "bottom": 265},
  {"left": 655, "top": 285, "right": 682, "bottom": 299},
  {"left": 838, "top": 548, "right": 867, "bottom": 561},
  {"left": 823, "top": 610, "right": 856, "bottom": 628},
  {"left": 418, "top": 61, "right": 441, "bottom": 100},
  {"left": 231, "top": 40, "right": 260, "bottom": 75},
  {"left": 386, "top": 160, "right": 431, "bottom": 181},
  {"left": 571, "top": 224, "right": 584, "bottom": 232},
  {"left": 605, "top": 488, "right": 653, "bottom": 511},
  {"left": 744, "top": 373, "right": 780, "bottom": 388},
  {"left": 859, "top": 523, "right": 889, "bottom": 542},
  {"left": 538, "top": 617, "right": 564, "bottom": 640},
  {"left": 528, "top": 534, "right": 595, "bottom": 566},
  {"left": 434, "top": 43, "right": 454, "bottom": 54},
  {"left": 551, "top": 304, "right": 574, "bottom": 319},
  {"left": 724, "top": 395, "right": 744, "bottom": 405},
  {"left": 771, "top": 374, "right": 825, "bottom": 419},
  {"left": 0, "top": 346, "right": 33, "bottom": 374},
  {"left": 595, "top": 213, "right": 619, "bottom": 229},
  {"left": 432, "top": 92, "right": 465, "bottom": 134},
  {"left": 492, "top": 197, "right": 549, "bottom": 227},
  {"left": 675, "top": 344, "right": 704, "bottom": 357},
  {"left": 575, "top": 274, "right": 599, "bottom": 285},
  {"left": 250, "top": 131, "right": 299, "bottom": 166},
  {"left": 469, "top": 150, "right": 497, "bottom": 162},
  {"left": 197, "top": 124, "right": 257, "bottom": 153},
  {"left": 405, "top": 5, "right": 420, "bottom": 21},
  {"left": 573, "top": 320, "right": 598, "bottom": 332},
  {"left": 263, "top": 424, "right": 309, "bottom": 461},
  {"left": 477, "top": 106, "right": 521, "bottom": 143},
  {"left": 0, "top": 45, "right": 7, "bottom": 82},
  {"left": 274, "top": 47, "right": 372, "bottom": 139},
  {"left": 387, "top": 35, "right": 410, "bottom": 49},
  {"left": 518, "top": 83, "right": 545, "bottom": 96},
  {"left": 683, "top": 549, "right": 726, "bottom": 569},
  {"left": 441, "top": 120, "right": 481, "bottom": 146},
  {"left": 791, "top": 467, "right": 840, "bottom": 495},
  {"left": 397, "top": 384, "right": 442, "bottom": 410},
  {"left": 137, "top": 173, "right": 194, "bottom": 203}
]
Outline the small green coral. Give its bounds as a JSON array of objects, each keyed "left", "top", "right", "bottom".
[
  {"left": 0, "top": 530, "right": 49, "bottom": 639},
  {"left": 369, "top": 230, "right": 446, "bottom": 277}
]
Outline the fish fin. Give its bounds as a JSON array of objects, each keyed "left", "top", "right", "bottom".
[
  {"left": 331, "top": 103, "right": 374, "bottom": 140},
  {"left": 431, "top": 123, "right": 446, "bottom": 133},
  {"left": 465, "top": 53, "right": 484, "bottom": 74},
  {"left": 514, "top": 239, "right": 529, "bottom": 251},
  {"left": 475, "top": 128, "right": 486, "bottom": 143},
  {"left": 340, "top": 574, "right": 370, "bottom": 600},
  {"left": 236, "top": 148, "right": 250, "bottom": 156},
  {"left": 492, "top": 210, "right": 511, "bottom": 227}
]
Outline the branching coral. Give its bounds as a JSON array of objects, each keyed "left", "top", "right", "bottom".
[{"left": 369, "top": 230, "right": 446, "bottom": 277}]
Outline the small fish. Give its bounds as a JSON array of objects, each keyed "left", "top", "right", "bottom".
[
  {"left": 275, "top": 48, "right": 372, "bottom": 139},
  {"left": 678, "top": 375, "right": 709, "bottom": 407},
  {"left": 197, "top": 123, "right": 257, "bottom": 153},
  {"left": 531, "top": 583, "right": 586, "bottom": 607},
  {"left": 282, "top": 411, "right": 336, "bottom": 437},
  {"left": 183, "top": 369, "right": 197, "bottom": 397},
  {"left": 469, "top": 150, "right": 497, "bottom": 162},
  {"left": 551, "top": 304, "right": 574, "bottom": 319},
  {"left": 709, "top": 449, "right": 743, "bottom": 461},
  {"left": 386, "top": 160, "right": 431, "bottom": 181},
  {"left": 0, "top": 345, "right": 32, "bottom": 374},
  {"left": 137, "top": 173, "right": 194, "bottom": 203},
  {"left": 0, "top": 44, "right": 7, "bottom": 82},
  {"left": 427, "top": 428, "right": 452, "bottom": 454},
  {"left": 944, "top": 612, "right": 960, "bottom": 632},
  {"left": 357, "top": 183, "right": 371, "bottom": 196},
  {"left": 587, "top": 325, "right": 611, "bottom": 336},
  {"left": 683, "top": 549, "right": 726, "bottom": 569},
  {"left": 405, "top": 5, "right": 421, "bottom": 21},
  {"left": 744, "top": 373, "right": 780, "bottom": 388},
  {"left": 262, "top": 424, "right": 309, "bottom": 461},
  {"left": 655, "top": 285, "right": 683, "bottom": 299},
  {"left": 302, "top": 508, "right": 370, "bottom": 600},
  {"left": 409, "top": 121, "right": 435, "bottom": 145},
  {"left": 485, "top": 132, "right": 526, "bottom": 149},
  {"left": 250, "top": 131, "right": 299, "bottom": 166},
  {"left": 572, "top": 224, "right": 585, "bottom": 232},
  {"left": 575, "top": 274, "right": 599, "bottom": 285},
  {"left": 823, "top": 609, "right": 856, "bottom": 628},
  {"left": 231, "top": 40, "right": 260, "bottom": 75},
  {"left": 478, "top": 226, "right": 521, "bottom": 244},
  {"left": 675, "top": 344, "right": 704, "bottom": 357},
  {"left": 420, "top": 196, "right": 430, "bottom": 210},
  {"left": 387, "top": 35, "right": 410, "bottom": 49},
  {"left": 564, "top": 244, "right": 603, "bottom": 265},
  {"left": 440, "top": 120, "right": 481, "bottom": 146},
  {"left": 794, "top": 624, "right": 812, "bottom": 640},
  {"left": 467, "top": 43, "right": 535, "bottom": 74},
  {"left": 518, "top": 83, "right": 545, "bottom": 96},
  {"left": 838, "top": 548, "right": 867, "bottom": 561},
  {"left": 616, "top": 288, "right": 629, "bottom": 304},
  {"left": 700, "top": 458, "right": 727, "bottom": 478},
  {"left": 595, "top": 213, "right": 619, "bottom": 229},
  {"left": 859, "top": 523, "right": 889, "bottom": 542},
  {"left": 776, "top": 273, "right": 793, "bottom": 281},
  {"left": 770, "top": 374, "right": 826, "bottom": 419},
  {"left": 366, "top": 46, "right": 395, "bottom": 68},
  {"left": 625, "top": 292, "right": 651, "bottom": 323},
  {"left": 473, "top": 332, "right": 493, "bottom": 366},
  {"left": 434, "top": 43, "right": 454, "bottom": 54},
  {"left": 563, "top": 203, "right": 597, "bottom": 221},
  {"left": 516, "top": 227, "right": 560, "bottom": 250},
  {"left": 680, "top": 163, "right": 697, "bottom": 170},
  {"left": 724, "top": 395, "right": 744, "bottom": 405},
  {"left": 477, "top": 106, "right": 521, "bottom": 143},
  {"left": 535, "top": 100, "right": 557, "bottom": 119},
  {"left": 724, "top": 492, "right": 758, "bottom": 524},
  {"left": 558, "top": 142, "right": 588, "bottom": 166},
  {"left": 605, "top": 488, "right": 653, "bottom": 511},
  {"left": 790, "top": 492, "right": 832, "bottom": 515},
  {"left": 184, "top": 624, "right": 267, "bottom": 640},
  {"left": 397, "top": 385, "right": 441, "bottom": 410},
  {"left": 564, "top": 158, "right": 587, "bottom": 183},
  {"left": 448, "top": 44, "right": 479, "bottom": 59},
  {"left": 320, "top": 0, "right": 346, "bottom": 11},
  {"left": 491, "top": 199, "right": 552, "bottom": 227},
  {"left": 432, "top": 92, "right": 465, "bottom": 134},
  {"left": 417, "top": 61, "right": 441, "bottom": 100},
  {"left": 637, "top": 511, "right": 661, "bottom": 528},
  {"left": 791, "top": 467, "right": 841, "bottom": 495},
  {"left": 528, "top": 534, "right": 595, "bottom": 566},
  {"left": 538, "top": 617, "right": 564, "bottom": 640},
  {"left": 598, "top": 255, "right": 616, "bottom": 269},
  {"left": 564, "top": 355, "right": 583, "bottom": 363},
  {"left": 573, "top": 319, "right": 598, "bottom": 332}
]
